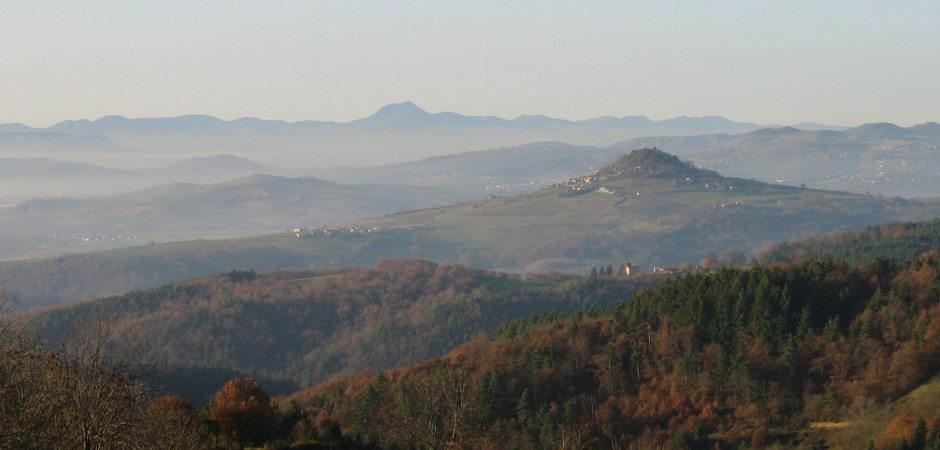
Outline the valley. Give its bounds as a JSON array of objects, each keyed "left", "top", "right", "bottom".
[
  {"left": 1, "top": 110, "right": 938, "bottom": 265},
  {"left": 3, "top": 108, "right": 940, "bottom": 450},
  {"left": 6, "top": 4, "right": 939, "bottom": 448},
  {"left": 5, "top": 147, "right": 940, "bottom": 311},
  {"left": 12, "top": 219, "right": 940, "bottom": 449}
]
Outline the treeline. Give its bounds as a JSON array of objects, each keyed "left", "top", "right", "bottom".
[
  {"left": 0, "top": 244, "right": 311, "bottom": 308},
  {"left": 288, "top": 253, "right": 940, "bottom": 449},
  {"left": 1, "top": 292, "right": 194, "bottom": 449},
  {"left": 760, "top": 218, "right": 940, "bottom": 267},
  {"left": 28, "top": 260, "right": 660, "bottom": 399}
]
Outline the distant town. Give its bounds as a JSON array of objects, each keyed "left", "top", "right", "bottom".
[{"left": 292, "top": 225, "right": 391, "bottom": 238}]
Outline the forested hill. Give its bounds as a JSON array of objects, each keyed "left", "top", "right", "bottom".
[
  {"left": 292, "top": 254, "right": 940, "bottom": 449},
  {"left": 760, "top": 218, "right": 940, "bottom": 267},
  {"left": 27, "top": 260, "right": 659, "bottom": 397}
]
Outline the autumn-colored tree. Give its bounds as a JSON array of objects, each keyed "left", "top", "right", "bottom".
[
  {"left": 211, "top": 377, "right": 276, "bottom": 449},
  {"left": 142, "top": 395, "right": 201, "bottom": 450},
  {"left": 878, "top": 413, "right": 918, "bottom": 450}
]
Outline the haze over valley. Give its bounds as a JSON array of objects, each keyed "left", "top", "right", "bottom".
[
  {"left": 4, "top": 3, "right": 940, "bottom": 449},
  {"left": 1, "top": 104, "right": 938, "bottom": 261}
]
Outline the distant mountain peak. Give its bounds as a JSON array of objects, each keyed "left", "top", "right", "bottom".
[
  {"left": 171, "top": 153, "right": 263, "bottom": 168},
  {"left": 369, "top": 101, "right": 430, "bottom": 119},
  {"left": 600, "top": 147, "right": 719, "bottom": 180},
  {"left": 745, "top": 126, "right": 805, "bottom": 137},
  {"left": 352, "top": 101, "right": 508, "bottom": 128},
  {"left": 845, "top": 122, "right": 907, "bottom": 137},
  {"left": 910, "top": 122, "right": 940, "bottom": 135},
  {"left": 94, "top": 115, "right": 132, "bottom": 124}
]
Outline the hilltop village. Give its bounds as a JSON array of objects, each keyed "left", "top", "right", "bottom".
[{"left": 555, "top": 147, "right": 735, "bottom": 197}]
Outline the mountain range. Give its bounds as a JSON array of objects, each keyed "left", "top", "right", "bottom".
[
  {"left": 1, "top": 106, "right": 936, "bottom": 205},
  {"left": 0, "top": 102, "right": 775, "bottom": 169},
  {"left": 4, "top": 118, "right": 938, "bottom": 205},
  {"left": 36, "top": 101, "right": 770, "bottom": 135},
  {"left": 1, "top": 103, "right": 938, "bottom": 269},
  {"left": 305, "top": 122, "right": 940, "bottom": 198},
  {"left": 2, "top": 115, "right": 939, "bottom": 264}
]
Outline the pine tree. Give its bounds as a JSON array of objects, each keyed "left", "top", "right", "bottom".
[
  {"left": 912, "top": 416, "right": 929, "bottom": 450},
  {"left": 516, "top": 388, "right": 532, "bottom": 426}
]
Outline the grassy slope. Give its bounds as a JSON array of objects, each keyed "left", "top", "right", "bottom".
[
  {"left": 354, "top": 170, "right": 879, "bottom": 259},
  {"left": 826, "top": 375, "right": 940, "bottom": 449}
]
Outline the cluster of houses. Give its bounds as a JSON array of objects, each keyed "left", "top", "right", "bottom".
[
  {"left": 589, "top": 261, "right": 703, "bottom": 278},
  {"left": 651, "top": 263, "right": 695, "bottom": 274},
  {"left": 555, "top": 159, "right": 730, "bottom": 197},
  {"left": 292, "top": 226, "right": 385, "bottom": 238},
  {"left": 712, "top": 200, "right": 741, "bottom": 209},
  {"left": 591, "top": 262, "right": 659, "bottom": 278},
  {"left": 703, "top": 180, "right": 733, "bottom": 190},
  {"left": 57, "top": 233, "right": 142, "bottom": 244},
  {"left": 553, "top": 172, "right": 622, "bottom": 196},
  {"left": 555, "top": 172, "right": 600, "bottom": 194}
]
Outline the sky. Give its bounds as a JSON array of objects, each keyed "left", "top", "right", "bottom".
[{"left": 1, "top": 1, "right": 938, "bottom": 128}]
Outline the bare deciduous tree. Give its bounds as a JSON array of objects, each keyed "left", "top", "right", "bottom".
[
  {"left": 1, "top": 291, "right": 158, "bottom": 450},
  {"left": 47, "top": 324, "right": 149, "bottom": 450},
  {"left": 391, "top": 363, "right": 485, "bottom": 449}
]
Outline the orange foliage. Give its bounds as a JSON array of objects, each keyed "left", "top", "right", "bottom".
[
  {"left": 877, "top": 413, "right": 917, "bottom": 449},
  {"left": 210, "top": 378, "right": 275, "bottom": 449}
]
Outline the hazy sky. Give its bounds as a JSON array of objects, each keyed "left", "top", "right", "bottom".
[{"left": 2, "top": 1, "right": 938, "bottom": 128}]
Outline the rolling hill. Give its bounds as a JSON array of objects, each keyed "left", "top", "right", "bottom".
[
  {"left": 286, "top": 252, "right": 940, "bottom": 449},
  {"left": 613, "top": 122, "right": 940, "bottom": 197},
  {"left": 3, "top": 117, "right": 939, "bottom": 266},
  {"left": 304, "top": 141, "right": 630, "bottom": 194},
  {"left": 20, "top": 223, "right": 940, "bottom": 448},
  {"left": 4, "top": 147, "right": 940, "bottom": 310},
  {"left": 0, "top": 154, "right": 297, "bottom": 203},
  {"left": 0, "top": 173, "right": 478, "bottom": 260},
  {"left": 300, "top": 121, "right": 940, "bottom": 198},
  {"left": 25, "top": 260, "right": 658, "bottom": 400},
  {"left": 346, "top": 147, "right": 940, "bottom": 271}
]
